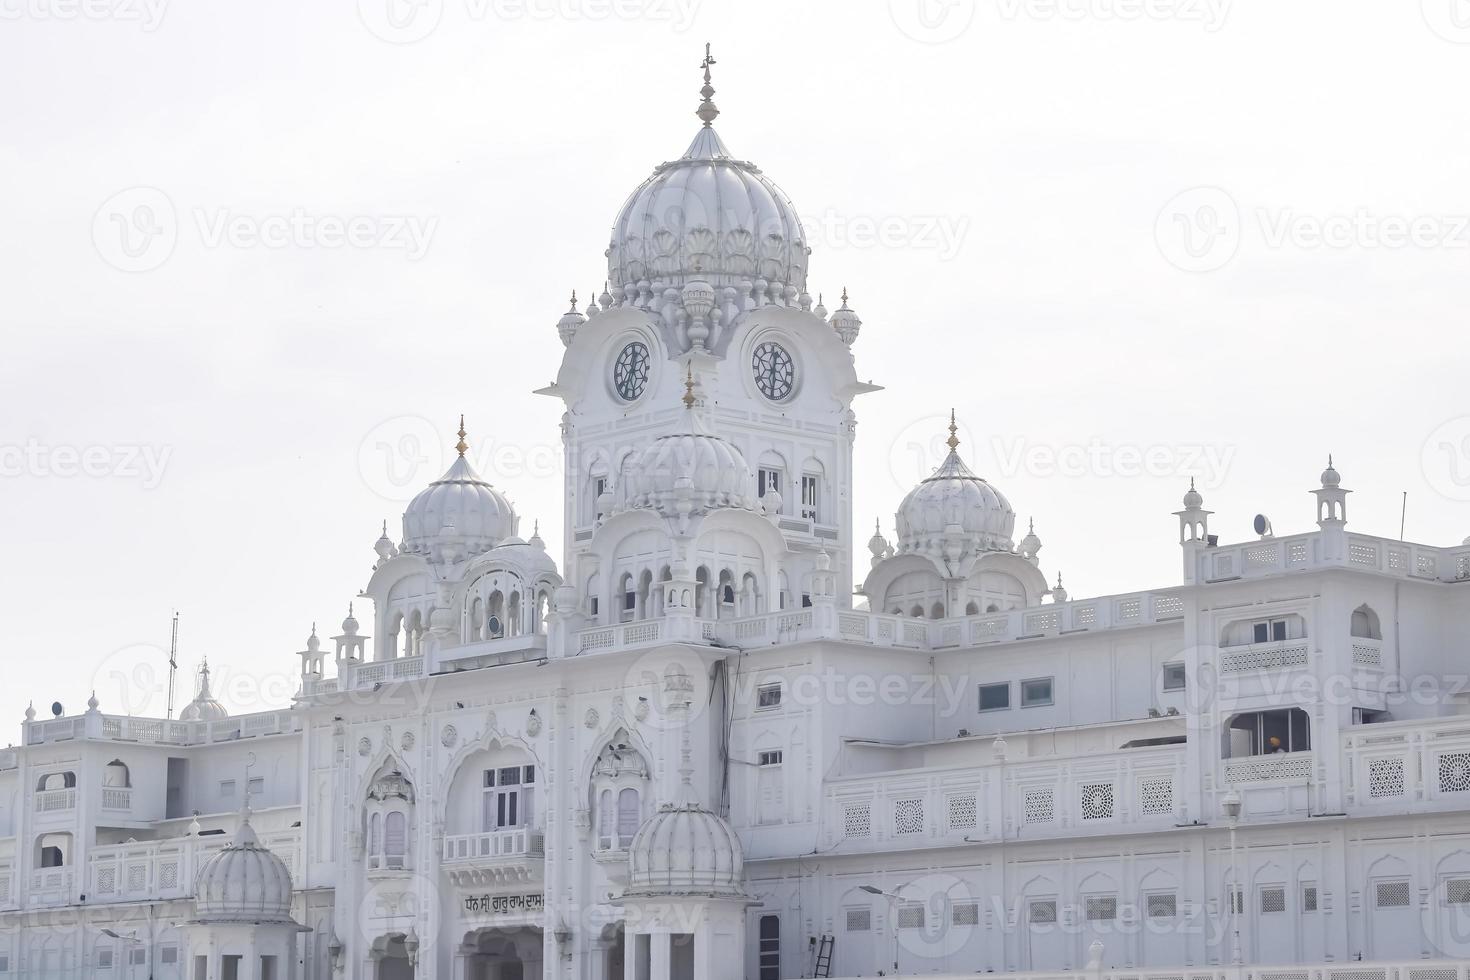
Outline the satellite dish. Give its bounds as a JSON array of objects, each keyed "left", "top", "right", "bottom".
[
  {"left": 1253, "top": 514, "right": 1274, "bottom": 538},
  {"left": 51, "top": 701, "right": 63, "bottom": 717}
]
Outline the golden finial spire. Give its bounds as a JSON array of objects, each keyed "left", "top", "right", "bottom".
[
  {"left": 946, "top": 409, "right": 960, "bottom": 451},
  {"left": 455, "top": 415, "right": 468, "bottom": 457},
  {"left": 697, "top": 43, "right": 719, "bottom": 126},
  {"left": 682, "top": 365, "right": 697, "bottom": 409}
]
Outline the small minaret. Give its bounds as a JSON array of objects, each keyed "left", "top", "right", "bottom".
[
  {"left": 1313, "top": 456, "right": 1351, "bottom": 563},
  {"left": 332, "top": 604, "right": 367, "bottom": 664},
  {"left": 297, "top": 624, "right": 324, "bottom": 688},
  {"left": 1175, "top": 480, "right": 1213, "bottom": 585}
]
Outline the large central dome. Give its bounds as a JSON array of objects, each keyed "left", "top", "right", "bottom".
[{"left": 605, "top": 57, "right": 809, "bottom": 295}]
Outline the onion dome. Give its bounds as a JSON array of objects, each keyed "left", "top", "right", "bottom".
[
  {"left": 829, "top": 287, "right": 862, "bottom": 345},
  {"left": 556, "top": 291, "right": 586, "bottom": 347},
  {"left": 1320, "top": 455, "right": 1341, "bottom": 488},
  {"left": 868, "top": 519, "right": 888, "bottom": 562},
  {"left": 1182, "top": 479, "right": 1204, "bottom": 509},
  {"left": 341, "top": 603, "right": 360, "bottom": 636},
  {"left": 606, "top": 49, "right": 808, "bottom": 297},
  {"left": 625, "top": 799, "right": 747, "bottom": 899},
  {"left": 1018, "top": 518, "right": 1042, "bottom": 561},
  {"left": 896, "top": 414, "right": 1016, "bottom": 556},
  {"left": 373, "top": 521, "right": 396, "bottom": 564},
  {"left": 305, "top": 625, "right": 320, "bottom": 654},
  {"left": 626, "top": 371, "right": 756, "bottom": 518},
  {"left": 401, "top": 418, "right": 517, "bottom": 559},
  {"left": 193, "top": 803, "right": 295, "bottom": 923},
  {"left": 1052, "top": 573, "right": 1068, "bottom": 603},
  {"left": 179, "top": 661, "right": 229, "bottom": 723}
]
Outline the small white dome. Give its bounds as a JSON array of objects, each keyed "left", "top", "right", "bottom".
[
  {"left": 1182, "top": 481, "right": 1204, "bottom": 509},
  {"left": 179, "top": 663, "right": 228, "bottom": 723},
  {"left": 896, "top": 435, "right": 1016, "bottom": 557},
  {"left": 626, "top": 423, "right": 756, "bottom": 518},
  {"left": 402, "top": 452, "right": 517, "bottom": 559},
  {"left": 193, "top": 808, "right": 295, "bottom": 922},
  {"left": 607, "top": 125, "right": 808, "bottom": 296},
  {"left": 625, "top": 800, "right": 747, "bottom": 899},
  {"left": 1320, "top": 457, "right": 1341, "bottom": 488}
]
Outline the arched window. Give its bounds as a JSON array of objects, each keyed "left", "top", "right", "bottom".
[
  {"left": 469, "top": 597, "right": 485, "bottom": 641},
  {"left": 535, "top": 590, "right": 551, "bottom": 632},
  {"left": 384, "top": 811, "right": 407, "bottom": 869},
  {"left": 102, "top": 760, "right": 130, "bottom": 788},
  {"left": 508, "top": 590, "right": 522, "bottom": 635},
  {"left": 617, "top": 788, "right": 641, "bottom": 848},
  {"left": 38, "top": 771, "right": 75, "bottom": 791},
  {"left": 486, "top": 591, "right": 505, "bottom": 638},
  {"left": 618, "top": 573, "right": 636, "bottom": 623},
  {"left": 598, "top": 789, "right": 615, "bottom": 850},
  {"left": 909, "top": 604, "right": 924, "bottom": 618},
  {"left": 1351, "top": 605, "right": 1382, "bottom": 640},
  {"left": 965, "top": 602, "right": 980, "bottom": 616},
  {"left": 365, "top": 766, "right": 414, "bottom": 872},
  {"left": 37, "top": 832, "right": 72, "bottom": 868},
  {"left": 591, "top": 736, "right": 649, "bottom": 853},
  {"left": 930, "top": 602, "right": 945, "bottom": 620},
  {"left": 386, "top": 612, "right": 404, "bottom": 659}
]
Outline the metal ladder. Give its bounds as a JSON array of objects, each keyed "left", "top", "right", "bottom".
[{"left": 813, "top": 934, "right": 835, "bottom": 978}]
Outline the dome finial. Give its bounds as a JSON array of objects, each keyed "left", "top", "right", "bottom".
[
  {"left": 697, "top": 42, "right": 719, "bottom": 126},
  {"left": 682, "top": 364, "right": 697, "bottom": 410},
  {"left": 455, "top": 415, "right": 468, "bottom": 458},
  {"left": 946, "top": 409, "right": 960, "bottom": 452},
  {"left": 568, "top": 289, "right": 578, "bottom": 312}
]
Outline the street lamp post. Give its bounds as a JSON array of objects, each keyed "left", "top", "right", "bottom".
[
  {"left": 1221, "top": 789, "right": 1243, "bottom": 969},
  {"left": 860, "top": 884, "right": 906, "bottom": 976}
]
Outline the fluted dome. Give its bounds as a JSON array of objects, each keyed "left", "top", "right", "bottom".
[
  {"left": 625, "top": 422, "right": 757, "bottom": 518},
  {"left": 897, "top": 443, "right": 1016, "bottom": 556},
  {"left": 402, "top": 453, "right": 517, "bottom": 559},
  {"left": 194, "top": 808, "right": 295, "bottom": 923},
  {"left": 179, "top": 663, "right": 228, "bottom": 723},
  {"left": 607, "top": 125, "right": 808, "bottom": 296},
  {"left": 625, "top": 800, "right": 747, "bottom": 899}
]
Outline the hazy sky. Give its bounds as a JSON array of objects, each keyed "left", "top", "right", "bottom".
[{"left": 3, "top": 0, "right": 1468, "bottom": 730}]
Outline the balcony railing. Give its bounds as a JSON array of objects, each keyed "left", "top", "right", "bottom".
[
  {"left": 1345, "top": 717, "right": 1470, "bottom": 808},
  {"left": 34, "top": 788, "right": 76, "bottom": 813},
  {"left": 1224, "top": 750, "right": 1314, "bottom": 783},
  {"left": 823, "top": 957, "right": 1470, "bottom": 980},
  {"left": 85, "top": 830, "right": 301, "bottom": 905},
  {"left": 820, "top": 745, "right": 1187, "bottom": 852},
  {"left": 1201, "top": 530, "right": 1470, "bottom": 584},
  {"left": 101, "top": 787, "right": 132, "bottom": 810},
  {"left": 442, "top": 827, "right": 544, "bottom": 864},
  {"left": 1218, "top": 639, "right": 1310, "bottom": 673},
  {"left": 24, "top": 709, "right": 302, "bottom": 748}
]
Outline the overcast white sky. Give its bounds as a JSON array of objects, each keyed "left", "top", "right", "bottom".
[{"left": 3, "top": 0, "right": 1468, "bottom": 731}]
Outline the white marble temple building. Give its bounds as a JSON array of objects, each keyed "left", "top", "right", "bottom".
[{"left": 4, "top": 54, "right": 1470, "bottom": 980}]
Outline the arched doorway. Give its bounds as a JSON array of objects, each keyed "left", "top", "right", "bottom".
[
  {"left": 461, "top": 927, "right": 542, "bottom": 980},
  {"left": 371, "top": 934, "right": 414, "bottom": 980}
]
